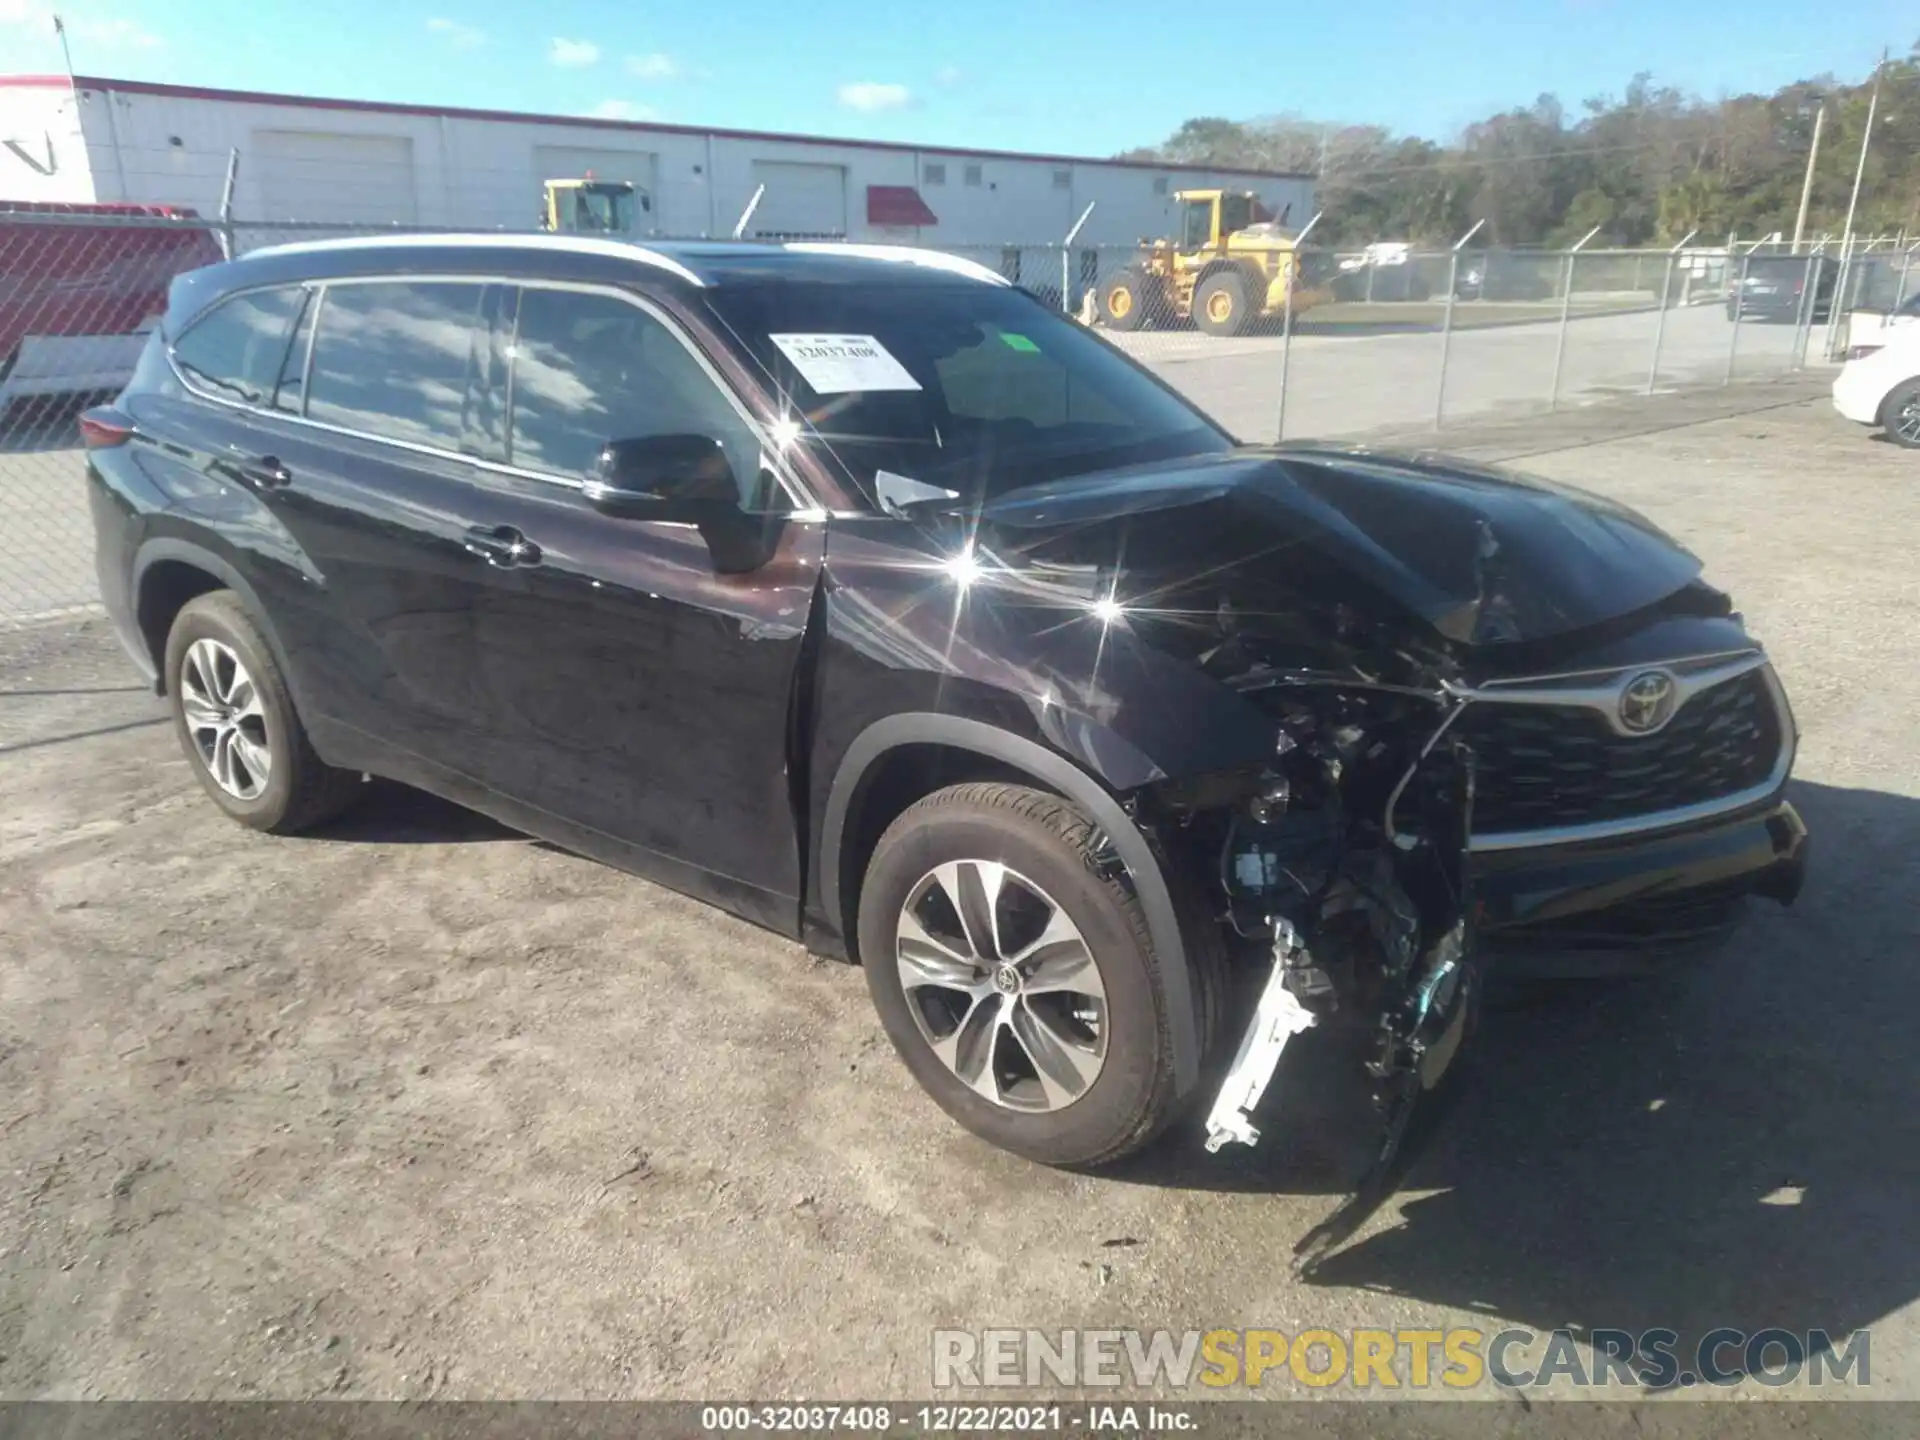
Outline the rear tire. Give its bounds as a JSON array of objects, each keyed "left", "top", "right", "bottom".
[
  {"left": 857, "top": 782, "right": 1210, "bottom": 1167},
  {"left": 164, "top": 591, "right": 363, "bottom": 833},
  {"left": 1877, "top": 378, "right": 1920, "bottom": 448},
  {"left": 1099, "top": 267, "right": 1157, "bottom": 332},
  {"left": 1194, "top": 269, "right": 1251, "bottom": 337}
]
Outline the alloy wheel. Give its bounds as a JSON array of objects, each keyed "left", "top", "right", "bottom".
[
  {"left": 179, "top": 637, "right": 272, "bottom": 800},
  {"left": 1898, "top": 394, "right": 1920, "bottom": 446},
  {"left": 895, "top": 859, "right": 1107, "bottom": 1112}
]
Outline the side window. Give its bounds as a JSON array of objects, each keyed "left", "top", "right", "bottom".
[
  {"left": 173, "top": 286, "right": 308, "bottom": 406},
  {"left": 1182, "top": 200, "right": 1213, "bottom": 248},
  {"left": 306, "top": 281, "right": 490, "bottom": 451},
  {"left": 508, "top": 287, "right": 772, "bottom": 506}
]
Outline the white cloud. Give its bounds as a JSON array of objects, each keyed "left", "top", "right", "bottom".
[
  {"left": 588, "top": 99, "right": 655, "bottom": 121},
  {"left": 934, "top": 64, "right": 963, "bottom": 88},
  {"left": 837, "top": 82, "right": 911, "bottom": 113},
  {"left": 0, "top": 3, "right": 160, "bottom": 45},
  {"left": 76, "top": 15, "right": 163, "bottom": 47},
  {"left": 625, "top": 51, "right": 679, "bottom": 81},
  {"left": 427, "top": 17, "right": 485, "bottom": 48},
  {"left": 549, "top": 37, "right": 601, "bottom": 68}
]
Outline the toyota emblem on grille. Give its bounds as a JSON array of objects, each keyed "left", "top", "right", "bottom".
[{"left": 1619, "top": 671, "right": 1678, "bottom": 734}]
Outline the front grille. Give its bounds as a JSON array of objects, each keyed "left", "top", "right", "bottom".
[{"left": 1440, "top": 668, "right": 1783, "bottom": 835}]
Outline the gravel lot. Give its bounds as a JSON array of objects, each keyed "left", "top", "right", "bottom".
[{"left": 1, "top": 379, "right": 1916, "bottom": 1404}]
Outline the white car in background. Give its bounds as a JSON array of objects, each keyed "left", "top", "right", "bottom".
[
  {"left": 1842, "top": 291, "right": 1920, "bottom": 355},
  {"left": 1834, "top": 324, "right": 1920, "bottom": 448}
]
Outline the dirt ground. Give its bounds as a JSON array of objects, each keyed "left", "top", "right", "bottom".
[{"left": 1, "top": 377, "right": 1917, "bottom": 1403}]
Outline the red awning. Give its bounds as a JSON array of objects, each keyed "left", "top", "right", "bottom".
[{"left": 866, "top": 185, "right": 939, "bottom": 227}]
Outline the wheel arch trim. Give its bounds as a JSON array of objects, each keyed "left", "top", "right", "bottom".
[
  {"left": 821, "top": 713, "right": 1202, "bottom": 1095},
  {"left": 132, "top": 538, "right": 295, "bottom": 695}
]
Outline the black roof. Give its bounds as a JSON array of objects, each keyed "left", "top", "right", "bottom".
[
  {"left": 216, "top": 235, "right": 1004, "bottom": 291},
  {"left": 168, "top": 235, "right": 1015, "bottom": 329}
]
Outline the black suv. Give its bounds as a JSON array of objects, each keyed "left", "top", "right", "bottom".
[
  {"left": 1726, "top": 254, "right": 1838, "bottom": 323},
  {"left": 85, "top": 236, "right": 1806, "bottom": 1244}
]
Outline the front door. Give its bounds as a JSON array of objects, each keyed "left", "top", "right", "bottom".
[{"left": 452, "top": 282, "right": 827, "bottom": 930}]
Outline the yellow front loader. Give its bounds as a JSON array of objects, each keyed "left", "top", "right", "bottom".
[
  {"left": 541, "top": 178, "right": 649, "bottom": 236},
  {"left": 1098, "top": 189, "right": 1322, "bottom": 336}
]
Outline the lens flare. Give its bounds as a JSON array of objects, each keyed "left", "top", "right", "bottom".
[{"left": 945, "top": 543, "right": 982, "bottom": 589}]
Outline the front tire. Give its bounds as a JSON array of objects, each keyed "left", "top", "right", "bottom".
[
  {"left": 164, "top": 591, "right": 362, "bottom": 832},
  {"left": 1194, "top": 269, "right": 1251, "bottom": 336},
  {"left": 857, "top": 782, "right": 1197, "bottom": 1167},
  {"left": 1098, "top": 267, "right": 1157, "bottom": 331},
  {"left": 1878, "top": 378, "right": 1920, "bottom": 448}
]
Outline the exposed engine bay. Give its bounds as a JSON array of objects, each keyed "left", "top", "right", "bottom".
[{"left": 1144, "top": 664, "right": 1482, "bottom": 1274}]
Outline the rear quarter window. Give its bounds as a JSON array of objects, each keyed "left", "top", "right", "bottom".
[{"left": 171, "top": 286, "right": 309, "bottom": 406}]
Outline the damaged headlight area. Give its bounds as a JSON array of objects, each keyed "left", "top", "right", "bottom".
[{"left": 1142, "top": 682, "right": 1482, "bottom": 1273}]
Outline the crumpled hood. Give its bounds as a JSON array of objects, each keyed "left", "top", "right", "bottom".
[{"left": 974, "top": 445, "right": 1704, "bottom": 645}]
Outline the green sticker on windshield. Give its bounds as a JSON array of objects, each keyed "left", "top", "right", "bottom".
[{"left": 999, "top": 332, "right": 1041, "bottom": 353}]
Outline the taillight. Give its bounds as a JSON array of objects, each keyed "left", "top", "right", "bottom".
[{"left": 78, "top": 409, "right": 133, "bottom": 449}]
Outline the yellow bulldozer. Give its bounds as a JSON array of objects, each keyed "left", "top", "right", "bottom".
[
  {"left": 1097, "top": 189, "right": 1321, "bottom": 336},
  {"left": 541, "top": 177, "right": 650, "bottom": 237}
]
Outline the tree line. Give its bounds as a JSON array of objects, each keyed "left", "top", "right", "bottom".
[{"left": 1117, "top": 44, "right": 1918, "bottom": 248}]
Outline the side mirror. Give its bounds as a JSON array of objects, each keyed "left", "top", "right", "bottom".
[{"left": 583, "top": 434, "right": 739, "bottom": 521}]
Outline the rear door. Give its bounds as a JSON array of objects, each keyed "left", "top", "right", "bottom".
[{"left": 237, "top": 277, "right": 526, "bottom": 770}]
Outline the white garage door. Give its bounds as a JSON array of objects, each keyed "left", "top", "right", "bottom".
[
  {"left": 252, "top": 130, "right": 417, "bottom": 224},
  {"left": 533, "top": 145, "right": 659, "bottom": 225},
  {"left": 748, "top": 161, "right": 846, "bottom": 239}
]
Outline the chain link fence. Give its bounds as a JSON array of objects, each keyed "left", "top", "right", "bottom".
[{"left": 3, "top": 205, "right": 1906, "bottom": 628}]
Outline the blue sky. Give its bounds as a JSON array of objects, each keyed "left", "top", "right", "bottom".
[{"left": 1, "top": 0, "right": 1907, "bottom": 155}]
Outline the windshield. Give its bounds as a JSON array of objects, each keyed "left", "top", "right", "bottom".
[
  {"left": 704, "top": 280, "right": 1232, "bottom": 508},
  {"left": 573, "top": 185, "right": 635, "bottom": 234}
]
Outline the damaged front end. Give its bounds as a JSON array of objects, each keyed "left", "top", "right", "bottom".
[
  {"left": 1143, "top": 668, "right": 1483, "bottom": 1273},
  {"left": 960, "top": 443, "right": 1802, "bottom": 1264}
]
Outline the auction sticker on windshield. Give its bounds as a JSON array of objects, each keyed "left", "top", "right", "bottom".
[{"left": 769, "top": 334, "right": 922, "bottom": 393}]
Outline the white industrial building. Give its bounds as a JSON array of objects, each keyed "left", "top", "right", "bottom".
[{"left": 0, "top": 75, "right": 1313, "bottom": 248}]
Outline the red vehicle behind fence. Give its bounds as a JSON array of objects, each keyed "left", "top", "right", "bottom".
[{"left": 0, "top": 202, "right": 224, "bottom": 422}]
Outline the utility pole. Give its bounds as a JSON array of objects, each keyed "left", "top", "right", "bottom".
[
  {"left": 1826, "top": 47, "right": 1890, "bottom": 361},
  {"left": 1838, "top": 49, "right": 1888, "bottom": 253},
  {"left": 1792, "top": 104, "right": 1825, "bottom": 252}
]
